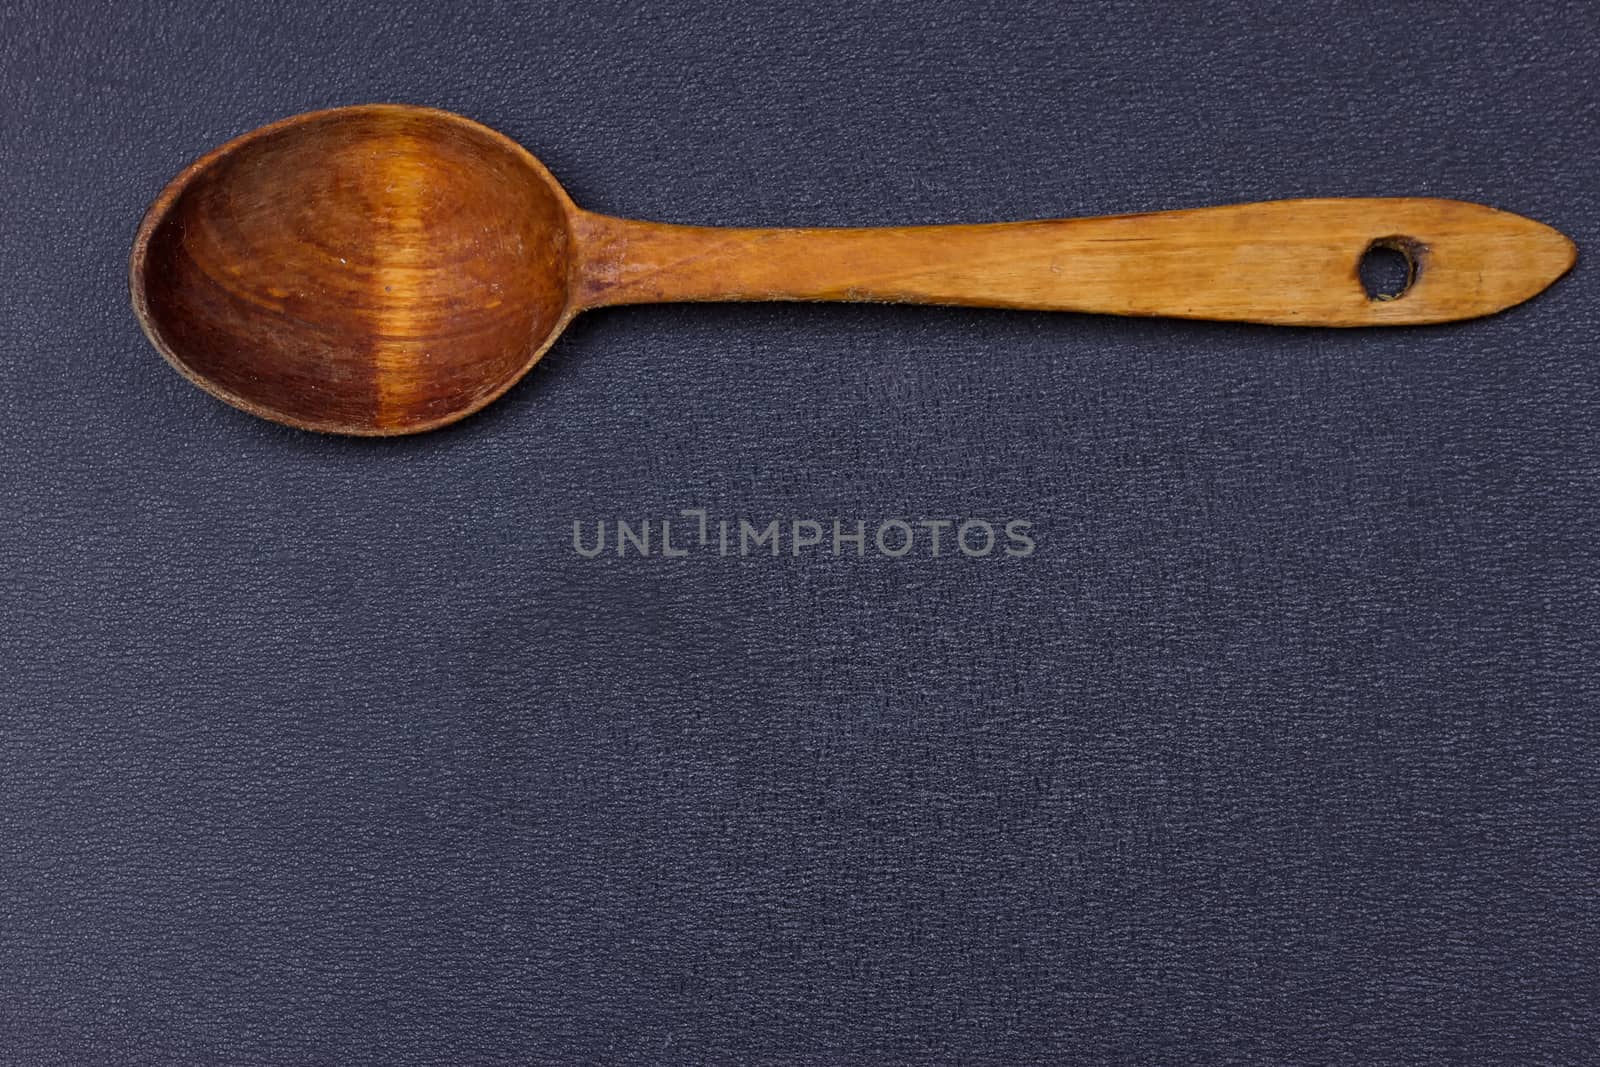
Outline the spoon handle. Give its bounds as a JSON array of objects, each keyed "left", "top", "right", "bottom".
[{"left": 570, "top": 198, "right": 1573, "bottom": 327}]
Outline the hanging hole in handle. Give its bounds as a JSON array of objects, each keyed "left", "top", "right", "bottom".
[{"left": 1360, "top": 236, "right": 1424, "bottom": 301}]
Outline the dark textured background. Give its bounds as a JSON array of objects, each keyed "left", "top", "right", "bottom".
[{"left": 3, "top": 2, "right": 1597, "bottom": 1063}]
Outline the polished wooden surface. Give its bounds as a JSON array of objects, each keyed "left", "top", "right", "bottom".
[
  {"left": 131, "top": 105, "right": 1577, "bottom": 435},
  {"left": 573, "top": 201, "right": 1574, "bottom": 325},
  {"left": 133, "top": 107, "right": 574, "bottom": 434}
]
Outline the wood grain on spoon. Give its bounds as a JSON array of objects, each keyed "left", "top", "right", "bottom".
[{"left": 131, "top": 104, "right": 1577, "bottom": 436}]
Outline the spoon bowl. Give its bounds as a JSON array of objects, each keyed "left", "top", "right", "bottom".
[{"left": 133, "top": 105, "right": 578, "bottom": 434}]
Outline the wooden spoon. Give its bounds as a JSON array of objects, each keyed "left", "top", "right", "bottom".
[{"left": 131, "top": 104, "right": 1576, "bottom": 436}]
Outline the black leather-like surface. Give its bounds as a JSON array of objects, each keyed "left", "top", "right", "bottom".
[{"left": 3, "top": 2, "right": 1598, "bottom": 1063}]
